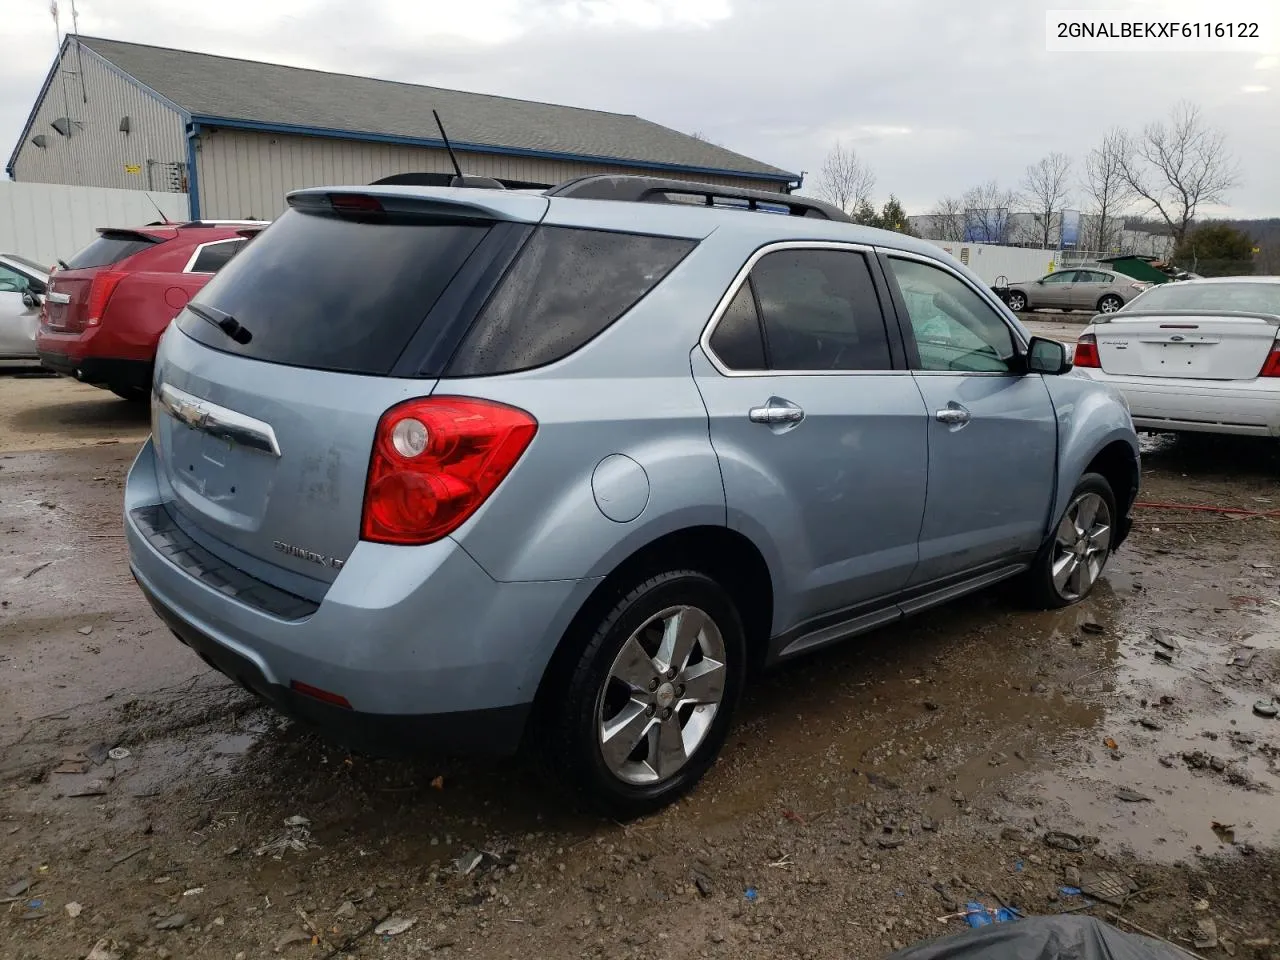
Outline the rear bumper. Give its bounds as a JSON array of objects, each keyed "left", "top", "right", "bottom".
[
  {"left": 37, "top": 349, "right": 151, "bottom": 390},
  {"left": 124, "top": 438, "right": 600, "bottom": 757},
  {"left": 1079, "top": 370, "right": 1280, "bottom": 437},
  {"left": 136, "top": 575, "right": 530, "bottom": 757}
]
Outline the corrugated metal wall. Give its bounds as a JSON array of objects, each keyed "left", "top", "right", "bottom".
[
  {"left": 195, "top": 128, "right": 786, "bottom": 219},
  {"left": 0, "top": 180, "right": 189, "bottom": 265},
  {"left": 10, "top": 41, "right": 188, "bottom": 197}
]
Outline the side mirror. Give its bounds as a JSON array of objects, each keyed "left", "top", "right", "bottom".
[
  {"left": 1036, "top": 279, "right": 1045, "bottom": 285},
  {"left": 1026, "top": 336, "right": 1071, "bottom": 375},
  {"left": 22, "top": 291, "right": 42, "bottom": 310}
]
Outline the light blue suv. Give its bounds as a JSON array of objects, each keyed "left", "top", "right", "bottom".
[{"left": 125, "top": 176, "right": 1139, "bottom": 816}]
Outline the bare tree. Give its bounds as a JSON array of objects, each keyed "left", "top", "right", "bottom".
[
  {"left": 1081, "top": 129, "right": 1136, "bottom": 253},
  {"left": 961, "top": 180, "right": 1016, "bottom": 244},
  {"left": 689, "top": 131, "right": 724, "bottom": 147},
  {"left": 1117, "top": 101, "right": 1241, "bottom": 248},
  {"left": 927, "top": 195, "right": 967, "bottom": 242},
  {"left": 1018, "top": 152, "right": 1073, "bottom": 249},
  {"left": 814, "top": 141, "right": 876, "bottom": 214}
]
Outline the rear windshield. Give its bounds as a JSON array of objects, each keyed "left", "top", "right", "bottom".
[
  {"left": 177, "top": 209, "right": 490, "bottom": 375},
  {"left": 1126, "top": 282, "right": 1280, "bottom": 315},
  {"left": 66, "top": 232, "right": 160, "bottom": 269}
]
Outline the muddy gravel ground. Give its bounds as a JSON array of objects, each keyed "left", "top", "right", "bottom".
[{"left": 3, "top": 359, "right": 1280, "bottom": 960}]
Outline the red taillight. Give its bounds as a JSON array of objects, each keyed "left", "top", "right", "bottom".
[
  {"left": 85, "top": 270, "right": 127, "bottom": 326},
  {"left": 1261, "top": 340, "right": 1280, "bottom": 378},
  {"left": 1074, "top": 333, "right": 1101, "bottom": 368},
  {"left": 329, "top": 193, "right": 383, "bottom": 214},
  {"left": 361, "top": 397, "right": 537, "bottom": 545},
  {"left": 290, "top": 680, "right": 352, "bottom": 709}
]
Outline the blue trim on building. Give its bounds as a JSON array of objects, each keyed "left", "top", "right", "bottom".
[
  {"left": 188, "top": 114, "right": 800, "bottom": 185},
  {"left": 186, "top": 122, "right": 202, "bottom": 220}
]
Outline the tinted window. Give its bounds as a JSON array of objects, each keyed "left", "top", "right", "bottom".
[
  {"left": 1123, "top": 281, "right": 1280, "bottom": 314},
  {"left": 889, "top": 257, "right": 1017, "bottom": 373},
  {"left": 189, "top": 239, "right": 245, "bottom": 274},
  {"left": 446, "top": 226, "right": 694, "bottom": 376},
  {"left": 750, "top": 249, "right": 892, "bottom": 371},
  {"left": 178, "top": 209, "right": 489, "bottom": 375},
  {"left": 708, "top": 284, "right": 766, "bottom": 370},
  {"left": 1042, "top": 271, "right": 1076, "bottom": 284},
  {"left": 65, "top": 232, "right": 159, "bottom": 269}
]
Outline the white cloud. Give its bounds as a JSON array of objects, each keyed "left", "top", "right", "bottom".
[{"left": 3, "top": 0, "right": 1277, "bottom": 218}]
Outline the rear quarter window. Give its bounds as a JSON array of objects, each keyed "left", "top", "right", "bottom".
[
  {"left": 66, "top": 232, "right": 159, "bottom": 269},
  {"left": 445, "top": 226, "right": 696, "bottom": 376}
]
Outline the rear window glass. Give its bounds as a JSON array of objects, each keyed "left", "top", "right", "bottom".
[
  {"left": 445, "top": 226, "right": 696, "bottom": 376},
  {"left": 1125, "top": 282, "right": 1280, "bottom": 315},
  {"left": 177, "top": 209, "right": 490, "bottom": 375},
  {"left": 66, "top": 232, "right": 159, "bottom": 269}
]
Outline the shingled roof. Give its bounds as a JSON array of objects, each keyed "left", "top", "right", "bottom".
[{"left": 74, "top": 36, "right": 795, "bottom": 183}]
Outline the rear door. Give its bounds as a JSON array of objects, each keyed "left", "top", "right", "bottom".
[
  {"left": 882, "top": 251, "right": 1057, "bottom": 585},
  {"left": 692, "top": 243, "right": 928, "bottom": 631},
  {"left": 149, "top": 194, "right": 546, "bottom": 587},
  {"left": 1070, "top": 270, "right": 1107, "bottom": 310}
]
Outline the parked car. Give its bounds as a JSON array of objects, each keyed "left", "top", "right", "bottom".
[
  {"left": 37, "top": 219, "right": 265, "bottom": 400},
  {"left": 0, "top": 253, "right": 51, "bottom": 360},
  {"left": 1073, "top": 276, "right": 1280, "bottom": 440},
  {"left": 1004, "top": 268, "right": 1150, "bottom": 315},
  {"left": 124, "top": 177, "right": 1140, "bottom": 816}
]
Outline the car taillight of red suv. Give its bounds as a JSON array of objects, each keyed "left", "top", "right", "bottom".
[{"left": 37, "top": 220, "right": 265, "bottom": 401}]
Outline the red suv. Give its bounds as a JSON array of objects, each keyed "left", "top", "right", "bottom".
[{"left": 37, "top": 220, "right": 265, "bottom": 400}]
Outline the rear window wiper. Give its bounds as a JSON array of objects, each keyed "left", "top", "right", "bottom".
[{"left": 186, "top": 301, "right": 252, "bottom": 345}]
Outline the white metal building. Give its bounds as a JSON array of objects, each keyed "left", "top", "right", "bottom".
[{"left": 9, "top": 36, "right": 799, "bottom": 220}]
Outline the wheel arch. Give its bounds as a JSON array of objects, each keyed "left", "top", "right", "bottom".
[{"left": 530, "top": 525, "right": 775, "bottom": 716}]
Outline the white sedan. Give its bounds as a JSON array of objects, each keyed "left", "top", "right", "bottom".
[{"left": 1072, "top": 276, "right": 1280, "bottom": 439}]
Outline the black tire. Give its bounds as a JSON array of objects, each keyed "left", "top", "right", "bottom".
[
  {"left": 1026, "top": 472, "right": 1117, "bottom": 609},
  {"left": 1007, "top": 291, "right": 1028, "bottom": 312},
  {"left": 546, "top": 569, "right": 747, "bottom": 819},
  {"left": 109, "top": 384, "right": 149, "bottom": 402},
  {"left": 1097, "top": 294, "right": 1124, "bottom": 314}
]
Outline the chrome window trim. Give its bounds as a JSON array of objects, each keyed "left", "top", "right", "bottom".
[
  {"left": 182, "top": 237, "right": 243, "bottom": 274},
  {"left": 157, "top": 382, "right": 281, "bottom": 457},
  {"left": 698, "top": 240, "right": 912, "bottom": 379}
]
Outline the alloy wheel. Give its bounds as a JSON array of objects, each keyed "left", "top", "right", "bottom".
[
  {"left": 1051, "top": 492, "right": 1112, "bottom": 601},
  {"left": 1099, "top": 296, "right": 1122, "bottom": 313},
  {"left": 596, "top": 605, "right": 726, "bottom": 785}
]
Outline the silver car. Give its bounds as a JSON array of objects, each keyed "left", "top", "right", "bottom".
[
  {"left": 1005, "top": 268, "right": 1150, "bottom": 315},
  {"left": 0, "top": 253, "right": 50, "bottom": 360},
  {"left": 125, "top": 176, "right": 1140, "bottom": 816}
]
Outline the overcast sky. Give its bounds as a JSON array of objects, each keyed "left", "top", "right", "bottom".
[{"left": 3, "top": 0, "right": 1277, "bottom": 218}]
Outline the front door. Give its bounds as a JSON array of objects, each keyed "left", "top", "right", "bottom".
[
  {"left": 1035, "top": 270, "right": 1077, "bottom": 308},
  {"left": 881, "top": 252, "right": 1057, "bottom": 585},
  {"left": 691, "top": 245, "right": 929, "bottom": 634}
]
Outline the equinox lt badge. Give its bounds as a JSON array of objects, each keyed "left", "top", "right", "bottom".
[{"left": 273, "top": 540, "right": 345, "bottom": 570}]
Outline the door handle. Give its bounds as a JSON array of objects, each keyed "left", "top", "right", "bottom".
[
  {"left": 935, "top": 404, "right": 971, "bottom": 426},
  {"left": 749, "top": 397, "right": 805, "bottom": 425}
]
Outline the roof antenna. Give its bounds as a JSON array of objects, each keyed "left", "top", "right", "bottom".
[
  {"left": 431, "top": 111, "right": 504, "bottom": 190},
  {"left": 143, "top": 191, "right": 172, "bottom": 224},
  {"left": 433, "top": 110, "right": 465, "bottom": 181}
]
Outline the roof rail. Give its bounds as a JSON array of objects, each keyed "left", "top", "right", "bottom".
[{"left": 545, "top": 175, "right": 852, "bottom": 222}]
